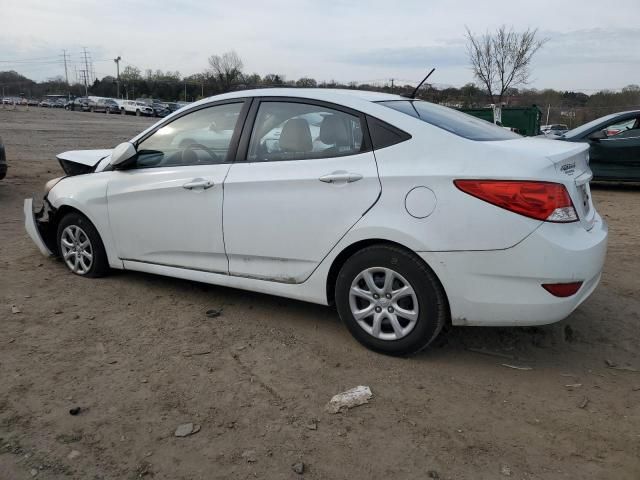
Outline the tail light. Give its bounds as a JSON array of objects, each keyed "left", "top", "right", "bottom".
[
  {"left": 454, "top": 180, "right": 578, "bottom": 222},
  {"left": 542, "top": 282, "right": 583, "bottom": 297}
]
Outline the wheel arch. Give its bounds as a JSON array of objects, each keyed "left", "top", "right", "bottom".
[{"left": 325, "top": 238, "right": 450, "bottom": 312}]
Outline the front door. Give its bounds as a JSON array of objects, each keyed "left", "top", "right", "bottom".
[
  {"left": 107, "top": 101, "right": 247, "bottom": 273},
  {"left": 223, "top": 100, "right": 381, "bottom": 283}
]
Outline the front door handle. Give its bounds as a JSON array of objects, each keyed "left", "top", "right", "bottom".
[
  {"left": 183, "top": 178, "right": 214, "bottom": 190},
  {"left": 319, "top": 171, "right": 363, "bottom": 184}
]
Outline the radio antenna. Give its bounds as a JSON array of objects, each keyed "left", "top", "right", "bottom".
[{"left": 408, "top": 68, "right": 436, "bottom": 99}]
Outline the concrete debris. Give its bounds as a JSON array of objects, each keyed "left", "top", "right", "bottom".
[
  {"left": 67, "top": 449, "right": 81, "bottom": 460},
  {"left": 174, "top": 423, "right": 200, "bottom": 437},
  {"left": 325, "top": 386, "right": 373, "bottom": 414},
  {"left": 292, "top": 462, "right": 305, "bottom": 474}
]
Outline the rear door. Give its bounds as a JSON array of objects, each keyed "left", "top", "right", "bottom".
[{"left": 223, "top": 99, "right": 381, "bottom": 283}]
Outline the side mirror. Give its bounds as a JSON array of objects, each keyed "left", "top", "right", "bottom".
[
  {"left": 588, "top": 130, "right": 607, "bottom": 142},
  {"left": 110, "top": 142, "right": 137, "bottom": 167}
]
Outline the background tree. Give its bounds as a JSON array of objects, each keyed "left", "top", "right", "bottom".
[
  {"left": 295, "top": 77, "right": 317, "bottom": 88},
  {"left": 208, "top": 51, "right": 243, "bottom": 92},
  {"left": 465, "top": 25, "right": 546, "bottom": 104}
]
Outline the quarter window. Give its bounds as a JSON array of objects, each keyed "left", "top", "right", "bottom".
[
  {"left": 247, "top": 102, "right": 364, "bottom": 162},
  {"left": 133, "top": 102, "right": 244, "bottom": 169}
]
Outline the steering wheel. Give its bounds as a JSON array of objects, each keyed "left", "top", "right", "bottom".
[{"left": 180, "top": 142, "right": 220, "bottom": 164}]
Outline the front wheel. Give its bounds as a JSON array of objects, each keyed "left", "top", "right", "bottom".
[
  {"left": 57, "top": 212, "right": 109, "bottom": 278},
  {"left": 335, "top": 245, "right": 448, "bottom": 356},
  {"left": 135, "top": 109, "right": 141, "bottom": 116}
]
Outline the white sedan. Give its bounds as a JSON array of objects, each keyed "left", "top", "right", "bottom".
[{"left": 24, "top": 89, "right": 608, "bottom": 355}]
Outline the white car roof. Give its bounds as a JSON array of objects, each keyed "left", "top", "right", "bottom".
[
  {"left": 194, "top": 88, "right": 404, "bottom": 106},
  {"left": 129, "top": 88, "right": 418, "bottom": 145}
]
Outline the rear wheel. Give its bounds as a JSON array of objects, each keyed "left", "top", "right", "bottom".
[
  {"left": 121, "top": 108, "right": 126, "bottom": 115},
  {"left": 56, "top": 212, "right": 109, "bottom": 278},
  {"left": 135, "top": 109, "right": 141, "bottom": 116},
  {"left": 335, "top": 245, "right": 448, "bottom": 356}
]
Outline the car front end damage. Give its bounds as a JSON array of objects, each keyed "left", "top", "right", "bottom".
[
  {"left": 24, "top": 196, "right": 57, "bottom": 256},
  {"left": 24, "top": 149, "right": 111, "bottom": 258}
]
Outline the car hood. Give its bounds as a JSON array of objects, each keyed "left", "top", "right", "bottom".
[{"left": 56, "top": 149, "right": 112, "bottom": 175}]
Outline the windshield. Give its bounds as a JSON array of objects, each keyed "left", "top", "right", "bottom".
[
  {"left": 378, "top": 100, "right": 520, "bottom": 141},
  {"left": 563, "top": 113, "right": 620, "bottom": 139}
]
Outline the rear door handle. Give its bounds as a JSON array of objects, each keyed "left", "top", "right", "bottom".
[
  {"left": 183, "top": 178, "right": 214, "bottom": 190},
  {"left": 319, "top": 171, "right": 363, "bottom": 184}
]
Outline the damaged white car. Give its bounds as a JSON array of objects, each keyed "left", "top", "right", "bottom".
[{"left": 25, "top": 89, "right": 608, "bottom": 355}]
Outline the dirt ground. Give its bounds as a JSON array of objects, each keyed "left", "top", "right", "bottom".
[{"left": 1, "top": 106, "right": 639, "bottom": 480}]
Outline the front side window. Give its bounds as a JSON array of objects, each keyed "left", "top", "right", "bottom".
[
  {"left": 133, "top": 102, "right": 244, "bottom": 169},
  {"left": 247, "top": 102, "right": 363, "bottom": 162}
]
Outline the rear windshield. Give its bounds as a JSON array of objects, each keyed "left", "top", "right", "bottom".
[{"left": 378, "top": 100, "right": 520, "bottom": 141}]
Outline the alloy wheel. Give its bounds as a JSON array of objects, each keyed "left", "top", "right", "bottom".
[
  {"left": 60, "top": 225, "right": 93, "bottom": 275},
  {"left": 349, "top": 267, "right": 419, "bottom": 341}
]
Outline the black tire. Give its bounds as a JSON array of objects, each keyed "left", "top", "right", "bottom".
[
  {"left": 335, "top": 244, "right": 448, "bottom": 356},
  {"left": 135, "top": 109, "right": 141, "bottom": 116},
  {"left": 56, "top": 212, "right": 109, "bottom": 278}
]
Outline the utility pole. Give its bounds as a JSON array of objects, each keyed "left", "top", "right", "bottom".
[
  {"left": 114, "top": 56, "right": 121, "bottom": 98},
  {"left": 81, "top": 47, "right": 91, "bottom": 95},
  {"left": 61, "top": 49, "right": 70, "bottom": 100},
  {"left": 201, "top": 82, "right": 204, "bottom": 98},
  {"left": 390, "top": 78, "right": 394, "bottom": 93},
  {"left": 184, "top": 81, "right": 187, "bottom": 102},
  {"left": 61, "top": 50, "right": 69, "bottom": 85}
]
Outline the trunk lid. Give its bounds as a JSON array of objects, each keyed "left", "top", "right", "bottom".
[{"left": 486, "top": 137, "right": 595, "bottom": 230}]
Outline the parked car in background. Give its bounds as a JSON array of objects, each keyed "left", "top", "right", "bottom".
[
  {"left": 24, "top": 88, "right": 607, "bottom": 355},
  {"left": 120, "top": 100, "right": 154, "bottom": 116},
  {"left": 0, "top": 136, "right": 6, "bottom": 180},
  {"left": 164, "top": 102, "right": 183, "bottom": 113},
  {"left": 27, "top": 99, "right": 39, "bottom": 106},
  {"left": 152, "top": 102, "right": 171, "bottom": 117},
  {"left": 541, "top": 124, "right": 569, "bottom": 136},
  {"left": 65, "top": 97, "right": 90, "bottom": 111},
  {"left": 91, "top": 99, "right": 120, "bottom": 114},
  {"left": 39, "top": 99, "right": 56, "bottom": 108},
  {"left": 53, "top": 99, "right": 66, "bottom": 108},
  {"left": 557, "top": 110, "right": 640, "bottom": 181}
]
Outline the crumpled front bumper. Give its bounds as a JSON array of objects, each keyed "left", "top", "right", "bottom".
[{"left": 24, "top": 197, "right": 54, "bottom": 256}]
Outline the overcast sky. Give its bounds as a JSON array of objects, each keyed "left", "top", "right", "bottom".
[{"left": 1, "top": 0, "right": 639, "bottom": 91}]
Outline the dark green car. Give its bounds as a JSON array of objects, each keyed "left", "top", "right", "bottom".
[{"left": 560, "top": 111, "right": 640, "bottom": 181}]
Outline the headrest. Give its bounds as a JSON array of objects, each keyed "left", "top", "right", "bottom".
[
  {"left": 279, "top": 118, "right": 312, "bottom": 153},
  {"left": 319, "top": 115, "right": 350, "bottom": 146}
]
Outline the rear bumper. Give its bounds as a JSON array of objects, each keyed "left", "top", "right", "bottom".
[
  {"left": 24, "top": 198, "right": 54, "bottom": 256},
  {"left": 419, "top": 213, "right": 608, "bottom": 326}
]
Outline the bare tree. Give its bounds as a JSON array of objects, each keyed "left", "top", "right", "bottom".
[
  {"left": 207, "top": 51, "right": 243, "bottom": 92},
  {"left": 465, "top": 26, "right": 547, "bottom": 104}
]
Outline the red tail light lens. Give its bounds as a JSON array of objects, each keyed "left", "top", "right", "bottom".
[
  {"left": 454, "top": 180, "right": 578, "bottom": 222},
  {"left": 542, "top": 282, "right": 583, "bottom": 297}
]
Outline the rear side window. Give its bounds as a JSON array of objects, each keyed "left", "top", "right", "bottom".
[
  {"left": 379, "top": 100, "right": 520, "bottom": 141},
  {"left": 247, "top": 102, "right": 364, "bottom": 162}
]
